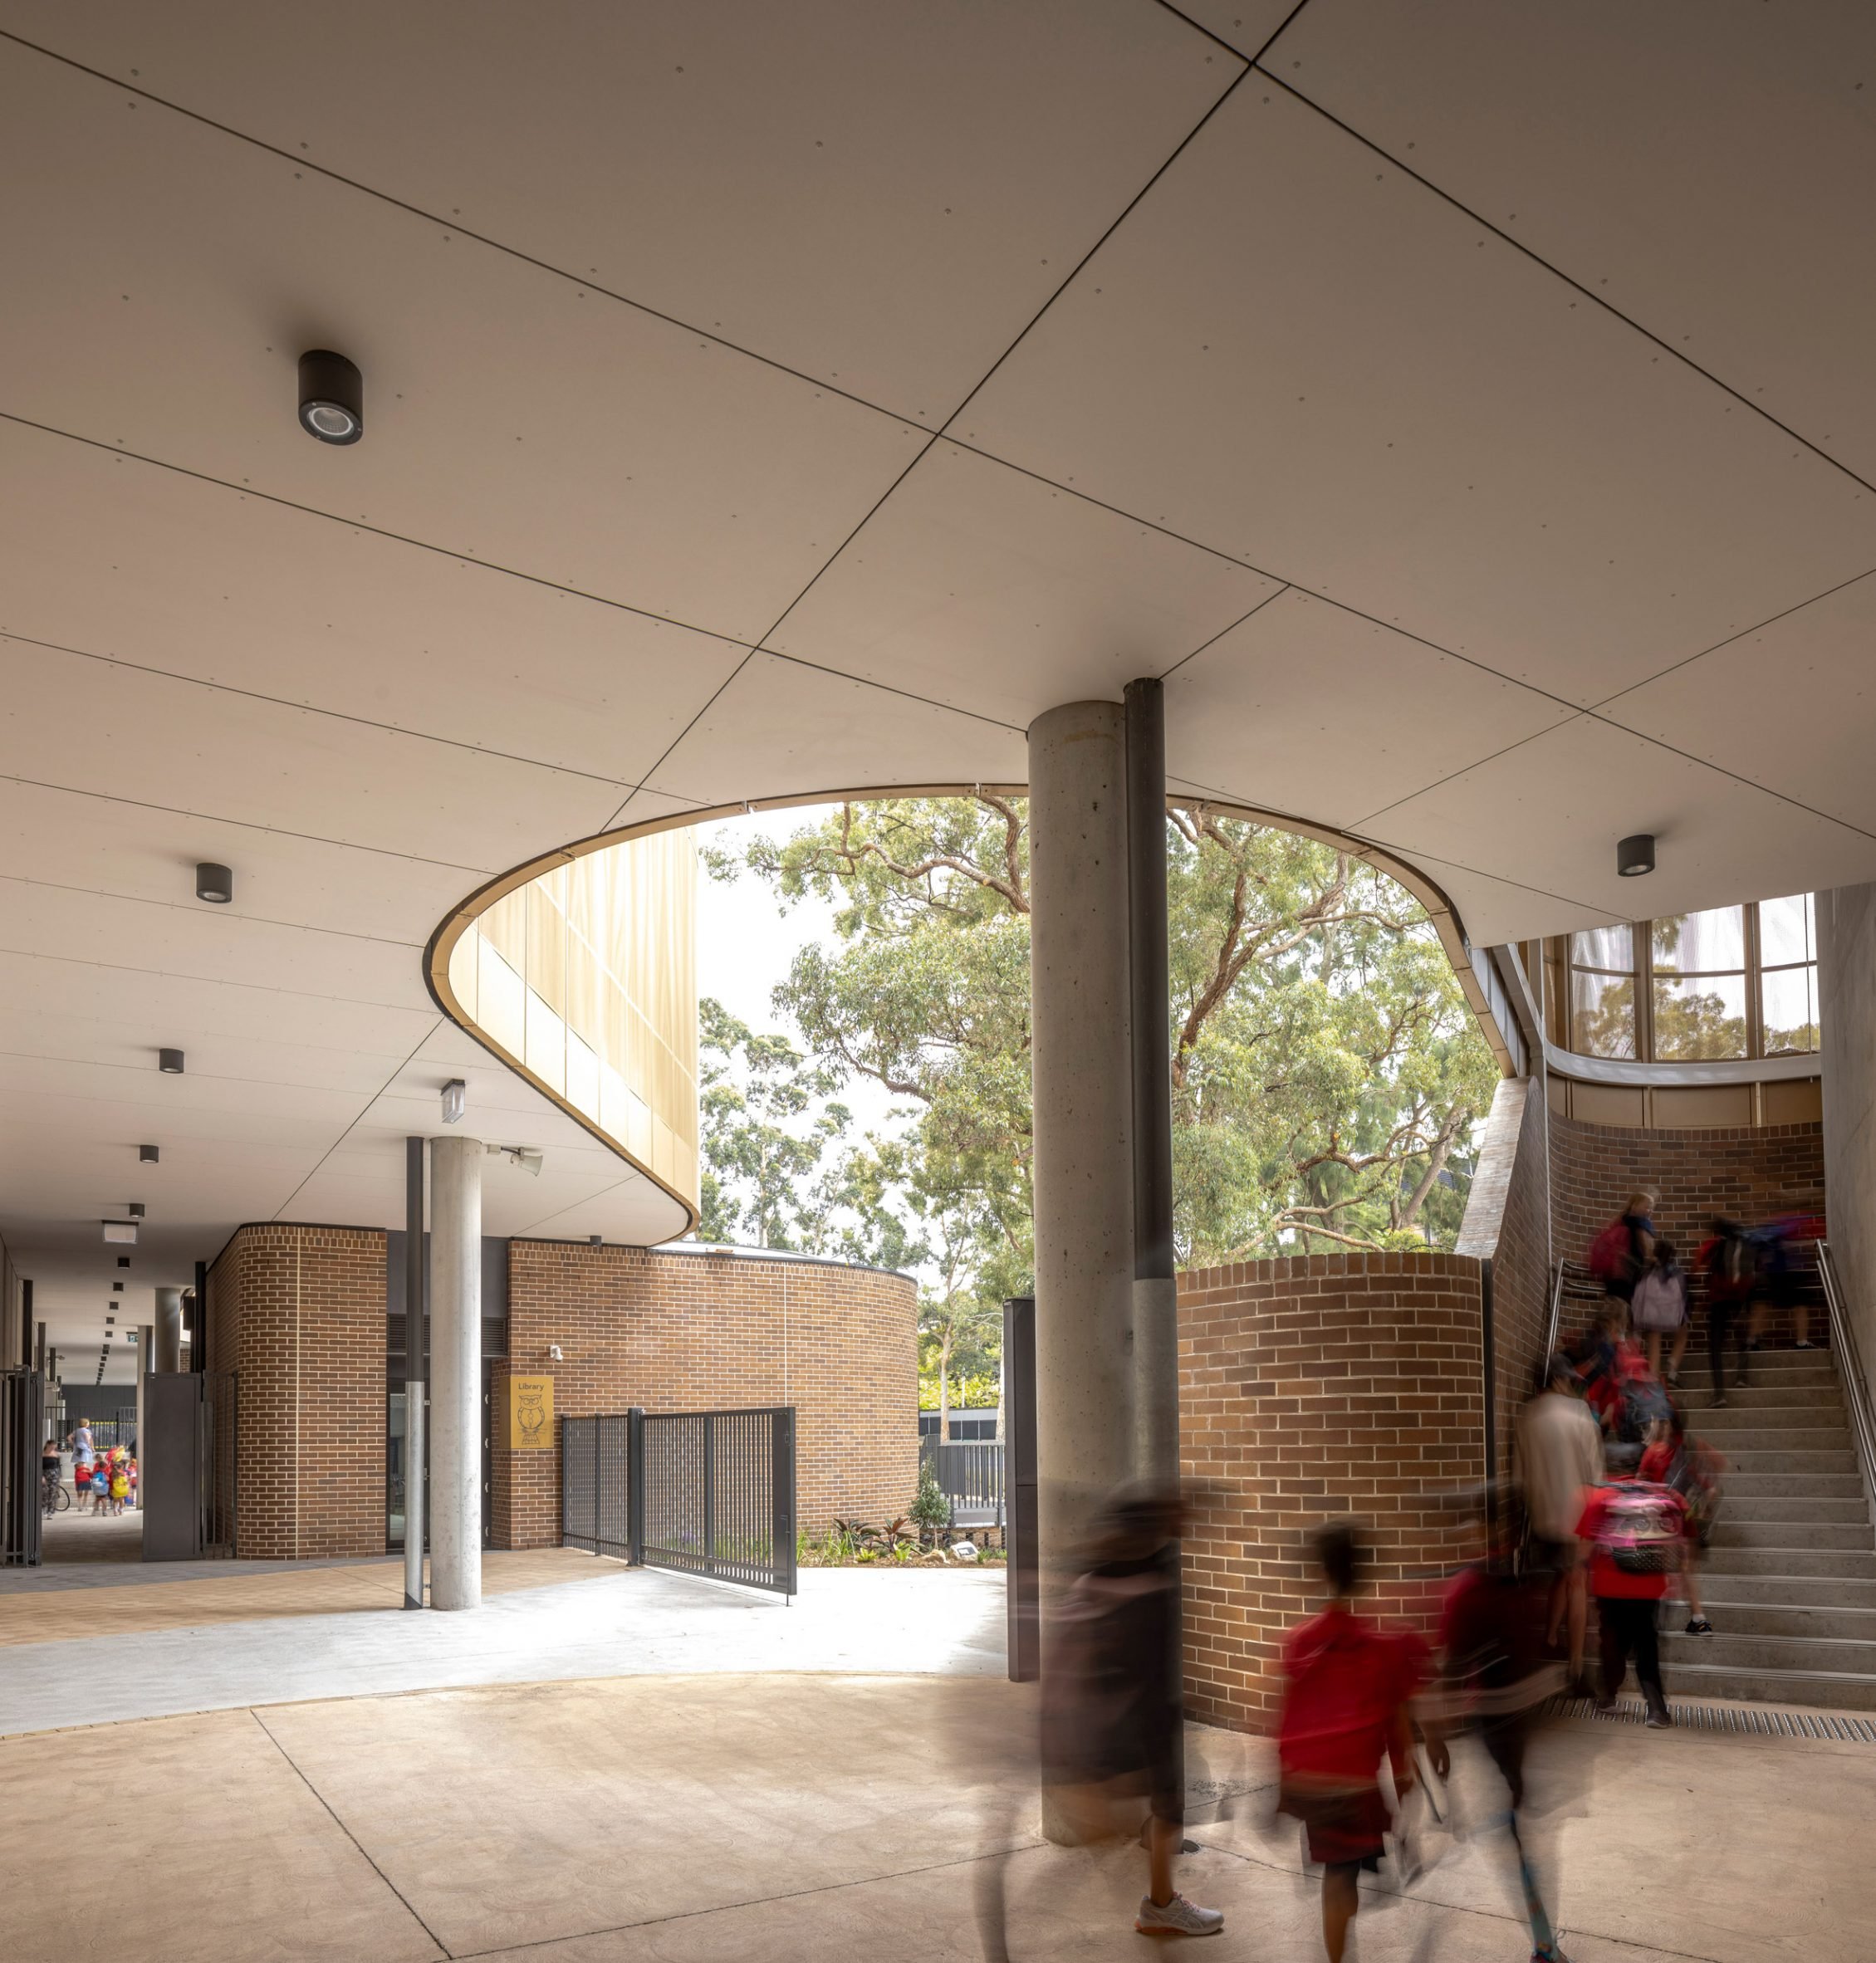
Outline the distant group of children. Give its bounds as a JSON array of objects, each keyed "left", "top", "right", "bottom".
[{"left": 42, "top": 1423, "right": 136, "bottom": 1515}]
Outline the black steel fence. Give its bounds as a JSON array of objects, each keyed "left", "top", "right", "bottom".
[
  {"left": 919, "top": 1437, "right": 1005, "bottom": 1530},
  {"left": 562, "top": 1406, "right": 796, "bottom": 1597},
  {"left": 2, "top": 1371, "right": 45, "bottom": 1567}
]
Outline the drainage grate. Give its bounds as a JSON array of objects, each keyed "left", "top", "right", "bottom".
[{"left": 1546, "top": 1696, "right": 1876, "bottom": 1742}]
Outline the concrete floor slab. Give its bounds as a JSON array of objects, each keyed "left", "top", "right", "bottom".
[
  {"left": 3, "top": 1672, "right": 1866, "bottom": 1963},
  {"left": 0, "top": 1567, "right": 1008, "bottom": 1736}
]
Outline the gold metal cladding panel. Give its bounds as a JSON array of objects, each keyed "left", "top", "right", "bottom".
[{"left": 436, "top": 828, "right": 700, "bottom": 1216}]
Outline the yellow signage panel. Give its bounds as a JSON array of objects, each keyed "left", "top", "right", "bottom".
[{"left": 508, "top": 1373, "right": 554, "bottom": 1451}]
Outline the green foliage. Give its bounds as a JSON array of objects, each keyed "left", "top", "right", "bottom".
[
  {"left": 704, "top": 795, "right": 1497, "bottom": 1334},
  {"left": 910, "top": 1465, "right": 951, "bottom": 1531}
]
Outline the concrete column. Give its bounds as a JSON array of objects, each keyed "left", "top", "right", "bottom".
[
  {"left": 429, "top": 1133, "right": 482, "bottom": 1610},
  {"left": 1125, "top": 678, "right": 1179, "bottom": 1487},
  {"left": 134, "top": 1327, "right": 151, "bottom": 1505},
  {"left": 1027, "top": 700, "right": 1137, "bottom": 1591},
  {"left": 154, "top": 1288, "right": 184, "bottom": 1373}
]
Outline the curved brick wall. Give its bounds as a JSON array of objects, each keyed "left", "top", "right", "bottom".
[
  {"left": 1178, "top": 1252, "right": 1487, "bottom": 1733},
  {"left": 492, "top": 1241, "right": 919, "bottom": 1549}
]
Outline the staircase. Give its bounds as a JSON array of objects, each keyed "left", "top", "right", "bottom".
[{"left": 1661, "top": 1342, "right": 1876, "bottom": 1711}]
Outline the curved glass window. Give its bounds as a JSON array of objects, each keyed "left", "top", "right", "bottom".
[{"left": 1563, "top": 894, "right": 1816, "bottom": 1064}]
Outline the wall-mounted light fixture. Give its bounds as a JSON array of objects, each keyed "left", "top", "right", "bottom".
[
  {"left": 195, "top": 862, "right": 233, "bottom": 904},
  {"left": 159, "top": 1049, "right": 185, "bottom": 1074},
  {"left": 297, "top": 349, "right": 364, "bottom": 444},
  {"left": 1617, "top": 833, "right": 1656, "bottom": 878}
]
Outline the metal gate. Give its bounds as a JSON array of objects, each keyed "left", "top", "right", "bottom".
[
  {"left": 562, "top": 1406, "right": 796, "bottom": 1596},
  {"left": 2, "top": 1369, "right": 46, "bottom": 1567}
]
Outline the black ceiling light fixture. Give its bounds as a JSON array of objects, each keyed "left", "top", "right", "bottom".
[
  {"left": 159, "top": 1048, "right": 185, "bottom": 1074},
  {"left": 297, "top": 349, "right": 364, "bottom": 444},
  {"left": 1617, "top": 833, "right": 1657, "bottom": 879},
  {"left": 195, "top": 862, "right": 233, "bottom": 904},
  {"left": 140, "top": 1143, "right": 160, "bottom": 1163},
  {"left": 128, "top": 1202, "right": 145, "bottom": 1220},
  {"left": 117, "top": 1256, "right": 131, "bottom": 1269},
  {"left": 112, "top": 1281, "right": 123, "bottom": 1293}
]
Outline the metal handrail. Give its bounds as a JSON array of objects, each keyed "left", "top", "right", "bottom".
[
  {"left": 1817, "top": 1242, "right": 1876, "bottom": 1531},
  {"left": 1545, "top": 1259, "right": 1601, "bottom": 1361}
]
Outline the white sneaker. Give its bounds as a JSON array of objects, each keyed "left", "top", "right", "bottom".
[{"left": 1136, "top": 1893, "right": 1224, "bottom": 1936}]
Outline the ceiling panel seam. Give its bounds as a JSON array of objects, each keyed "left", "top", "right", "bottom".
[
  {"left": 0, "top": 943, "right": 440, "bottom": 1016},
  {"left": 0, "top": 874, "right": 424, "bottom": 953},
  {"left": 265, "top": 1016, "right": 445, "bottom": 1224},
  {"left": 0, "top": 28, "right": 930, "bottom": 434},
  {"left": 0, "top": 771, "right": 499, "bottom": 877},
  {"left": 1, "top": 629, "right": 641, "bottom": 791},
  {"left": 1154, "top": 585, "right": 1292, "bottom": 683},
  {"left": 0, "top": 410, "right": 764, "bottom": 658},
  {"left": 1584, "top": 562, "right": 1876, "bottom": 716},
  {"left": 1251, "top": 61, "right": 1876, "bottom": 503}
]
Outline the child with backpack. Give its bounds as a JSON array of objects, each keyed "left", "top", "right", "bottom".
[
  {"left": 1576, "top": 1471, "right": 1688, "bottom": 1726},
  {"left": 1276, "top": 1521, "right": 1428, "bottom": 1963},
  {"left": 1630, "top": 1241, "right": 1691, "bottom": 1387},
  {"left": 1695, "top": 1217, "right": 1755, "bottom": 1407},
  {"left": 1589, "top": 1192, "right": 1656, "bottom": 1308},
  {"left": 1640, "top": 1412, "right": 1722, "bottom": 1637}
]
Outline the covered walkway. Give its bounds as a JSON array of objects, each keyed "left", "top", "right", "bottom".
[{"left": 3, "top": 1664, "right": 1864, "bottom": 1963}]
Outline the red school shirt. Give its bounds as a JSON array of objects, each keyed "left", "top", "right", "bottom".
[
  {"left": 1278, "top": 1606, "right": 1428, "bottom": 1785},
  {"left": 1575, "top": 1483, "right": 1687, "bottom": 1601}
]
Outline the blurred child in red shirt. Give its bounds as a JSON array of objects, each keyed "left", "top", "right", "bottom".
[{"left": 1276, "top": 1521, "right": 1428, "bottom": 1963}]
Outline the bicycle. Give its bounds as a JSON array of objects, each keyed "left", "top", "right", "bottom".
[{"left": 41, "top": 1469, "right": 70, "bottom": 1515}]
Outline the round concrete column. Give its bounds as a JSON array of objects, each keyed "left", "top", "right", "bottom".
[
  {"left": 154, "top": 1288, "right": 184, "bottom": 1373},
  {"left": 1027, "top": 700, "right": 1138, "bottom": 1595},
  {"left": 429, "top": 1133, "right": 482, "bottom": 1610}
]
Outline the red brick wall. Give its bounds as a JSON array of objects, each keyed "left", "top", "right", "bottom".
[
  {"left": 1458, "top": 1079, "right": 1554, "bottom": 1483},
  {"left": 1547, "top": 1109, "right": 1826, "bottom": 1341},
  {"left": 1178, "top": 1253, "right": 1487, "bottom": 1733},
  {"left": 204, "top": 1225, "right": 388, "bottom": 1559},
  {"left": 492, "top": 1241, "right": 919, "bottom": 1549}
]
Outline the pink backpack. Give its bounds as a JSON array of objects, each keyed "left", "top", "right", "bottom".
[{"left": 1595, "top": 1481, "right": 1683, "bottom": 1574}]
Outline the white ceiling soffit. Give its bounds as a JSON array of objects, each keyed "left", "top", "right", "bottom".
[
  {"left": 0, "top": 39, "right": 925, "bottom": 649},
  {"left": 1266, "top": 0, "right": 1876, "bottom": 483},
  {"left": 1362, "top": 716, "right": 1876, "bottom": 946},
  {"left": 0, "top": 0, "right": 1236, "bottom": 426},
  {"left": 0, "top": 419, "right": 750, "bottom": 787},
  {"left": 960, "top": 80, "right": 1876, "bottom": 706},
  {"left": 767, "top": 439, "right": 1281, "bottom": 726},
  {"left": 1162, "top": 589, "right": 1575, "bottom": 834},
  {"left": 647, "top": 654, "right": 1029, "bottom": 810}
]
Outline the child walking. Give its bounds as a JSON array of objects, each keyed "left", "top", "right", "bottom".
[{"left": 1276, "top": 1522, "right": 1428, "bottom": 1963}]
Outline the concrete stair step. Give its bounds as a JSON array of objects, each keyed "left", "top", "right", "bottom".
[
  {"left": 1708, "top": 1520, "right": 1875, "bottom": 1552},
  {"left": 1716, "top": 1451, "right": 1859, "bottom": 1476},
  {"left": 1694, "top": 1427, "right": 1854, "bottom": 1452},
  {"left": 1658, "top": 1629, "right": 1876, "bottom": 1675},
  {"left": 1678, "top": 1602, "right": 1876, "bottom": 1641},
  {"left": 1658, "top": 1660, "right": 1876, "bottom": 1712},
  {"left": 1725, "top": 1495, "right": 1870, "bottom": 1524},
  {"left": 1702, "top": 1574, "right": 1876, "bottom": 1609},
  {"left": 1677, "top": 1388, "right": 1848, "bottom": 1415},
  {"left": 1703, "top": 1547, "right": 1876, "bottom": 1579},
  {"left": 1678, "top": 1361, "right": 1839, "bottom": 1384},
  {"left": 1725, "top": 1471, "right": 1865, "bottom": 1498}
]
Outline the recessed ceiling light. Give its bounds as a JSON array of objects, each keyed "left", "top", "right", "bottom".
[
  {"left": 298, "top": 349, "right": 364, "bottom": 444},
  {"left": 195, "top": 862, "right": 233, "bottom": 904},
  {"left": 159, "top": 1049, "right": 184, "bottom": 1074},
  {"left": 1617, "top": 833, "right": 1656, "bottom": 878}
]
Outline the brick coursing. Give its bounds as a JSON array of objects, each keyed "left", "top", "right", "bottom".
[
  {"left": 1547, "top": 1109, "right": 1826, "bottom": 1343},
  {"left": 204, "top": 1225, "right": 388, "bottom": 1560},
  {"left": 1177, "top": 1253, "right": 1487, "bottom": 1734},
  {"left": 491, "top": 1241, "right": 920, "bottom": 1549}
]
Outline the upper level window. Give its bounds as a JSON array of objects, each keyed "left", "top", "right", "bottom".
[
  {"left": 1563, "top": 895, "right": 1817, "bottom": 1064},
  {"left": 1569, "top": 923, "right": 1636, "bottom": 1058},
  {"left": 1652, "top": 907, "right": 1746, "bottom": 1060},
  {"left": 1759, "top": 893, "right": 1820, "bottom": 1055}
]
